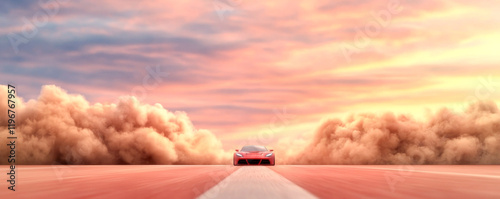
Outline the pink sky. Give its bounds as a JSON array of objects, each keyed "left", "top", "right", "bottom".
[{"left": 1, "top": 0, "right": 499, "bottom": 150}]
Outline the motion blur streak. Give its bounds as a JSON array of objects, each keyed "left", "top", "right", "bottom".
[
  {"left": 0, "top": 85, "right": 230, "bottom": 164},
  {"left": 278, "top": 101, "right": 500, "bottom": 164}
]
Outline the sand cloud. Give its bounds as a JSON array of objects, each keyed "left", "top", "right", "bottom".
[
  {"left": 277, "top": 101, "right": 500, "bottom": 164},
  {"left": 1, "top": 85, "right": 499, "bottom": 165},
  {"left": 0, "top": 85, "right": 230, "bottom": 164}
]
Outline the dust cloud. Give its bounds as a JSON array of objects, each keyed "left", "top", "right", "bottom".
[
  {"left": 277, "top": 101, "right": 500, "bottom": 164},
  {"left": 0, "top": 85, "right": 230, "bottom": 164},
  {"left": 1, "top": 85, "right": 499, "bottom": 165}
]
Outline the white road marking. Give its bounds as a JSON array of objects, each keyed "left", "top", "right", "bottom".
[{"left": 197, "top": 166, "right": 318, "bottom": 199}]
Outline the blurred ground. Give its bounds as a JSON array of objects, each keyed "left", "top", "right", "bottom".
[{"left": 1, "top": 165, "right": 499, "bottom": 199}]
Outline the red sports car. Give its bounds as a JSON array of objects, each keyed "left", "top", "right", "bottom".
[{"left": 233, "top": 145, "right": 275, "bottom": 166}]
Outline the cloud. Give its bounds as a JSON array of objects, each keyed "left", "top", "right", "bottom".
[
  {"left": 2, "top": 0, "right": 499, "bottom": 135},
  {"left": 0, "top": 85, "right": 230, "bottom": 164},
  {"left": 1, "top": 84, "right": 499, "bottom": 165},
  {"left": 277, "top": 101, "right": 500, "bottom": 164}
]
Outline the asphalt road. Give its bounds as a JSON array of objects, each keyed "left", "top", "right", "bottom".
[{"left": 1, "top": 165, "right": 499, "bottom": 199}]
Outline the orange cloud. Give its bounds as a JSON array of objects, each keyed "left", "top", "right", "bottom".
[
  {"left": 277, "top": 101, "right": 500, "bottom": 164},
  {"left": 2, "top": 85, "right": 499, "bottom": 165},
  {"left": 0, "top": 85, "right": 230, "bottom": 164}
]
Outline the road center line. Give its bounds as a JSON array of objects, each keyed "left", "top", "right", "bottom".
[{"left": 197, "top": 166, "right": 318, "bottom": 199}]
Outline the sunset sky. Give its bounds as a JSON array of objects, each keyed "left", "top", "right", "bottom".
[{"left": 1, "top": 0, "right": 499, "bottom": 150}]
